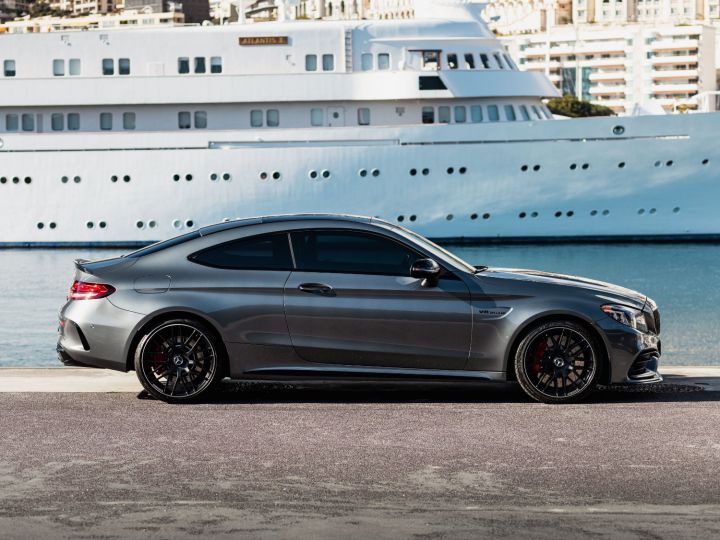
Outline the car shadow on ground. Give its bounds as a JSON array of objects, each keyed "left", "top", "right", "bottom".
[{"left": 137, "top": 378, "right": 720, "bottom": 405}]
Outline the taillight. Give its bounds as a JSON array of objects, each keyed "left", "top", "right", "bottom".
[{"left": 69, "top": 280, "right": 116, "bottom": 300}]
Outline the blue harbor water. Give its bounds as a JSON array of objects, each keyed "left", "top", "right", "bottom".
[{"left": 1, "top": 243, "right": 718, "bottom": 367}]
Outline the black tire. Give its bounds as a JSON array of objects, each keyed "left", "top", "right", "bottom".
[
  {"left": 134, "top": 318, "right": 224, "bottom": 403},
  {"left": 514, "top": 320, "right": 602, "bottom": 404}
]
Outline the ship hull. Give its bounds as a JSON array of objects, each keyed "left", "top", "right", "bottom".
[{"left": 1, "top": 112, "right": 718, "bottom": 246}]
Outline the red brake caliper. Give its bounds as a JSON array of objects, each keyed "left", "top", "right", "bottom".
[{"left": 531, "top": 340, "right": 546, "bottom": 376}]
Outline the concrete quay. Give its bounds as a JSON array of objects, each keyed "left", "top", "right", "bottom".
[{"left": 0, "top": 366, "right": 719, "bottom": 539}]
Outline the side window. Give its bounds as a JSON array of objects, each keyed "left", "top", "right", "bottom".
[
  {"left": 361, "top": 53, "right": 373, "bottom": 71},
  {"left": 310, "top": 108, "right": 324, "bottom": 126},
  {"left": 422, "top": 106, "right": 435, "bottom": 124},
  {"left": 464, "top": 54, "right": 475, "bottom": 69},
  {"left": 21, "top": 113, "right": 34, "bottom": 132},
  {"left": 470, "top": 105, "right": 483, "bottom": 123},
  {"left": 377, "top": 53, "right": 390, "bottom": 70},
  {"left": 519, "top": 105, "right": 530, "bottom": 121},
  {"left": 493, "top": 53, "right": 505, "bottom": 69},
  {"left": 291, "top": 231, "right": 421, "bottom": 276},
  {"left": 190, "top": 234, "right": 293, "bottom": 270},
  {"left": 447, "top": 53, "right": 458, "bottom": 69},
  {"left": 488, "top": 105, "right": 500, "bottom": 122},
  {"left": 266, "top": 109, "right": 280, "bottom": 127},
  {"left": 178, "top": 111, "right": 191, "bottom": 129},
  {"left": 51, "top": 113, "right": 64, "bottom": 131},
  {"left": 357, "top": 107, "right": 370, "bottom": 126},
  {"left": 178, "top": 57, "right": 190, "bottom": 74},
  {"left": 194, "top": 57, "right": 206, "bottom": 74},
  {"left": 53, "top": 59, "right": 65, "bottom": 76},
  {"left": 194, "top": 111, "right": 207, "bottom": 129},
  {"left": 504, "top": 105, "right": 516, "bottom": 121},
  {"left": 250, "top": 109, "right": 263, "bottom": 127},
  {"left": 422, "top": 51, "right": 440, "bottom": 70},
  {"left": 210, "top": 56, "right": 222, "bottom": 73},
  {"left": 118, "top": 58, "right": 130, "bottom": 75},
  {"left": 67, "top": 113, "right": 80, "bottom": 130},
  {"left": 102, "top": 58, "right": 114, "bottom": 75},
  {"left": 100, "top": 112, "right": 113, "bottom": 130},
  {"left": 305, "top": 54, "right": 317, "bottom": 71},
  {"left": 504, "top": 53, "right": 517, "bottom": 70},
  {"left": 479, "top": 53, "right": 490, "bottom": 69},
  {"left": 454, "top": 106, "right": 466, "bottom": 123},
  {"left": 438, "top": 106, "right": 451, "bottom": 124},
  {"left": 6, "top": 114, "right": 18, "bottom": 131},
  {"left": 4, "top": 59, "right": 16, "bottom": 77},
  {"left": 322, "top": 54, "right": 334, "bottom": 71},
  {"left": 69, "top": 58, "right": 81, "bottom": 76},
  {"left": 123, "top": 112, "right": 136, "bottom": 130}
]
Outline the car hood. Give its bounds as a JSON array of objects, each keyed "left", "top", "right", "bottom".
[{"left": 481, "top": 267, "right": 647, "bottom": 309}]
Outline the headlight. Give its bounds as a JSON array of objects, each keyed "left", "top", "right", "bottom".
[{"left": 601, "top": 304, "right": 649, "bottom": 333}]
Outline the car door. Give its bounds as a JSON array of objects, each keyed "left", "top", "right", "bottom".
[{"left": 283, "top": 229, "right": 472, "bottom": 370}]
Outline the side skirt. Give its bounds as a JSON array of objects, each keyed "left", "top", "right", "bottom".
[{"left": 241, "top": 365, "right": 507, "bottom": 382}]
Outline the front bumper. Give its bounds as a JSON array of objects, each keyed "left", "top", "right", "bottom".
[{"left": 595, "top": 316, "right": 662, "bottom": 385}]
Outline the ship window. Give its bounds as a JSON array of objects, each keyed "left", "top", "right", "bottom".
[
  {"left": 178, "top": 111, "right": 191, "bottom": 129},
  {"left": 178, "top": 57, "right": 190, "bottom": 74},
  {"left": 6, "top": 114, "right": 18, "bottom": 131},
  {"left": 118, "top": 58, "right": 130, "bottom": 75},
  {"left": 447, "top": 54, "right": 458, "bottom": 69},
  {"left": 68, "top": 113, "right": 80, "bottom": 130},
  {"left": 464, "top": 54, "right": 475, "bottom": 69},
  {"left": 542, "top": 106, "right": 553, "bottom": 119},
  {"left": 378, "top": 53, "right": 390, "bottom": 70},
  {"left": 361, "top": 53, "right": 373, "bottom": 71},
  {"left": 479, "top": 53, "right": 490, "bottom": 69},
  {"left": 102, "top": 58, "right": 114, "bottom": 75},
  {"left": 422, "top": 106, "right": 435, "bottom": 124},
  {"left": 210, "top": 56, "right": 222, "bottom": 73},
  {"left": 504, "top": 105, "right": 517, "bottom": 121},
  {"left": 100, "top": 112, "right": 112, "bottom": 130},
  {"left": 51, "top": 113, "right": 64, "bottom": 131},
  {"left": 194, "top": 111, "right": 207, "bottom": 129},
  {"left": 531, "top": 105, "right": 542, "bottom": 119},
  {"left": 438, "top": 106, "right": 451, "bottom": 124},
  {"left": 454, "top": 106, "right": 466, "bottom": 123},
  {"left": 470, "top": 105, "right": 483, "bottom": 123},
  {"left": 358, "top": 107, "right": 371, "bottom": 126},
  {"left": 53, "top": 59, "right": 65, "bottom": 76},
  {"left": 22, "top": 113, "right": 34, "bottom": 131},
  {"left": 519, "top": 105, "right": 530, "bottom": 121},
  {"left": 422, "top": 51, "right": 440, "bottom": 70},
  {"left": 504, "top": 53, "right": 517, "bottom": 70},
  {"left": 305, "top": 54, "right": 317, "bottom": 71},
  {"left": 493, "top": 53, "right": 505, "bottom": 69},
  {"left": 488, "top": 105, "right": 499, "bottom": 122},
  {"left": 69, "top": 58, "right": 81, "bottom": 76},
  {"left": 123, "top": 112, "right": 136, "bottom": 130},
  {"left": 266, "top": 109, "right": 280, "bottom": 127},
  {"left": 311, "top": 108, "right": 324, "bottom": 126},
  {"left": 251, "top": 110, "right": 263, "bottom": 127},
  {"left": 194, "top": 57, "right": 206, "bottom": 74},
  {"left": 4, "top": 59, "right": 16, "bottom": 77},
  {"left": 322, "top": 54, "right": 334, "bottom": 71}
]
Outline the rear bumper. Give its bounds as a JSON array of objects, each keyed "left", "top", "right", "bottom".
[{"left": 57, "top": 298, "right": 145, "bottom": 372}]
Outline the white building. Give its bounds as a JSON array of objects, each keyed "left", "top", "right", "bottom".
[
  {"left": 503, "top": 23, "right": 715, "bottom": 114},
  {"left": 0, "top": 9, "right": 185, "bottom": 32}
]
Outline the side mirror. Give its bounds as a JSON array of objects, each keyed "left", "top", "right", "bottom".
[{"left": 411, "top": 258, "right": 441, "bottom": 287}]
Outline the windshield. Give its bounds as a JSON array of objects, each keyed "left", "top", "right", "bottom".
[{"left": 392, "top": 225, "right": 478, "bottom": 274}]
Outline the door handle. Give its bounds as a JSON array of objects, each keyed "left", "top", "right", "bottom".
[{"left": 298, "top": 283, "right": 336, "bottom": 296}]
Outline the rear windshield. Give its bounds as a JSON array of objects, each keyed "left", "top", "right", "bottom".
[{"left": 124, "top": 231, "right": 201, "bottom": 258}]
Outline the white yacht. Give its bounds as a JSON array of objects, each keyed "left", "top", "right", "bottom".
[{"left": 0, "top": 0, "right": 717, "bottom": 246}]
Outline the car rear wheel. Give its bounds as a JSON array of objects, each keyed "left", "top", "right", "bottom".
[
  {"left": 134, "top": 318, "right": 224, "bottom": 403},
  {"left": 514, "top": 321, "right": 602, "bottom": 404}
]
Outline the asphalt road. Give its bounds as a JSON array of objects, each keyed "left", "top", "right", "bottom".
[{"left": 1, "top": 381, "right": 719, "bottom": 539}]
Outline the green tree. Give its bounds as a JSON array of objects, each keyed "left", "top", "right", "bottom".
[{"left": 546, "top": 95, "right": 615, "bottom": 118}]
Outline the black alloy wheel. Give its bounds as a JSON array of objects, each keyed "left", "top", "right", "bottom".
[
  {"left": 134, "top": 318, "right": 224, "bottom": 403},
  {"left": 514, "top": 321, "right": 602, "bottom": 404}
]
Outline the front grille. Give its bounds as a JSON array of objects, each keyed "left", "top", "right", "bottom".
[{"left": 628, "top": 352, "right": 660, "bottom": 381}]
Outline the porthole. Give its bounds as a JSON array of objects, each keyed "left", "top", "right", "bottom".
[
  {"left": 172, "top": 219, "right": 182, "bottom": 229},
  {"left": 666, "top": 161, "right": 673, "bottom": 167},
  {"left": 123, "top": 175, "right": 130, "bottom": 183},
  {"left": 210, "top": 173, "right": 218, "bottom": 181},
  {"left": 602, "top": 209, "right": 610, "bottom": 216},
  {"left": 12, "top": 177, "right": 19, "bottom": 184},
  {"left": 649, "top": 208, "right": 657, "bottom": 214},
  {"left": 521, "top": 165, "right": 528, "bottom": 172},
  {"left": 223, "top": 173, "right": 231, "bottom": 181},
  {"left": 531, "top": 212, "right": 538, "bottom": 218},
  {"left": 37, "top": 222, "right": 44, "bottom": 229},
  {"left": 185, "top": 174, "right": 192, "bottom": 181},
  {"left": 447, "top": 167, "right": 455, "bottom": 175},
  {"left": 554, "top": 211, "right": 562, "bottom": 218},
  {"left": 470, "top": 213, "right": 478, "bottom": 220},
  {"left": 49, "top": 222, "right": 56, "bottom": 229},
  {"left": 673, "top": 207, "right": 680, "bottom": 213},
  {"left": 86, "top": 221, "right": 94, "bottom": 229},
  {"left": 273, "top": 171, "right": 282, "bottom": 180},
  {"left": 0, "top": 177, "right": 6, "bottom": 184},
  {"left": 173, "top": 174, "right": 180, "bottom": 181},
  {"left": 321, "top": 170, "right": 330, "bottom": 179},
  {"left": 702, "top": 159, "right": 709, "bottom": 165},
  {"left": 359, "top": 169, "right": 368, "bottom": 178},
  {"left": 371, "top": 169, "right": 380, "bottom": 177},
  {"left": 570, "top": 164, "right": 577, "bottom": 170},
  {"left": 397, "top": 215, "right": 405, "bottom": 222},
  {"left": 533, "top": 165, "right": 540, "bottom": 172},
  {"left": 618, "top": 162, "right": 626, "bottom": 169},
  {"left": 567, "top": 211, "right": 574, "bottom": 217},
  {"left": 422, "top": 168, "right": 430, "bottom": 176},
  {"left": 581, "top": 164, "right": 589, "bottom": 170},
  {"left": 73, "top": 176, "right": 81, "bottom": 184},
  {"left": 613, "top": 125, "right": 625, "bottom": 136},
  {"left": 111, "top": 175, "right": 118, "bottom": 183},
  {"left": 459, "top": 167, "right": 467, "bottom": 174},
  {"left": 185, "top": 219, "right": 195, "bottom": 228},
  {"left": 409, "top": 169, "right": 417, "bottom": 176},
  {"left": 590, "top": 210, "right": 598, "bottom": 216},
  {"left": 654, "top": 161, "right": 661, "bottom": 167},
  {"left": 260, "top": 172, "right": 268, "bottom": 180},
  {"left": 446, "top": 214, "right": 454, "bottom": 221},
  {"left": 638, "top": 209, "right": 645, "bottom": 215},
  {"left": 24, "top": 177, "right": 31, "bottom": 184},
  {"left": 519, "top": 212, "right": 527, "bottom": 219},
  {"left": 61, "top": 176, "right": 68, "bottom": 183},
  {"left": 136, "top": 220, "right": 145, "bottom": 229},
  {"left": 308, "top": 170, "right": 317, "bottom": 180},
  {"left": 409, "top": 215, "right": 417, "bottom": 222},
  {"left": 99, "top": 221, "right": 107, "bottom": 229},
  {"left": 148, "top": 220, "right": 157, "bottom": 229},
  {"left": 482, "top": 213, "right": 491, "bottom": 220}
]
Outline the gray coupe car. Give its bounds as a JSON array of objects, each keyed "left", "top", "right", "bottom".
[{"left": 58, "top": 214, "right": 662, "bottom": 404}]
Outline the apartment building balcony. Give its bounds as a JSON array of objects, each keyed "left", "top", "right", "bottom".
[
  {"left": 651, "top": 54, "right": 699, "bottom": 66},
  {"left": 589, "top": 97, "right": 626, "bottom": 109},
  {"left": 652, "top": 83, "right": 699, "bottom": 94},
  {"left": 650, "top": 39, "right": 700, "bottom": 52},
  {"left": 651, "top": 69, "right": 699, "bottom": 80},
  {"left": 589, "top": 84, "right": 626, "bottom": 96},
  {"left": 589, "top": 70, "right": 626, "bottom": 83}
]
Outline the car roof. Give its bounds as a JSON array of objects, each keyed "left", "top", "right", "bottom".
[{"left": 197, "top": 214, "right": 387, "bottom": 237}]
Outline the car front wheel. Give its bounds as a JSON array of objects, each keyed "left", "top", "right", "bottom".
[
  {"left": 514, "top": 320, "right": 602, "bottom": 404},
  {"left": 134, "top": 318, "right": 224, "bottom": 403}
]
